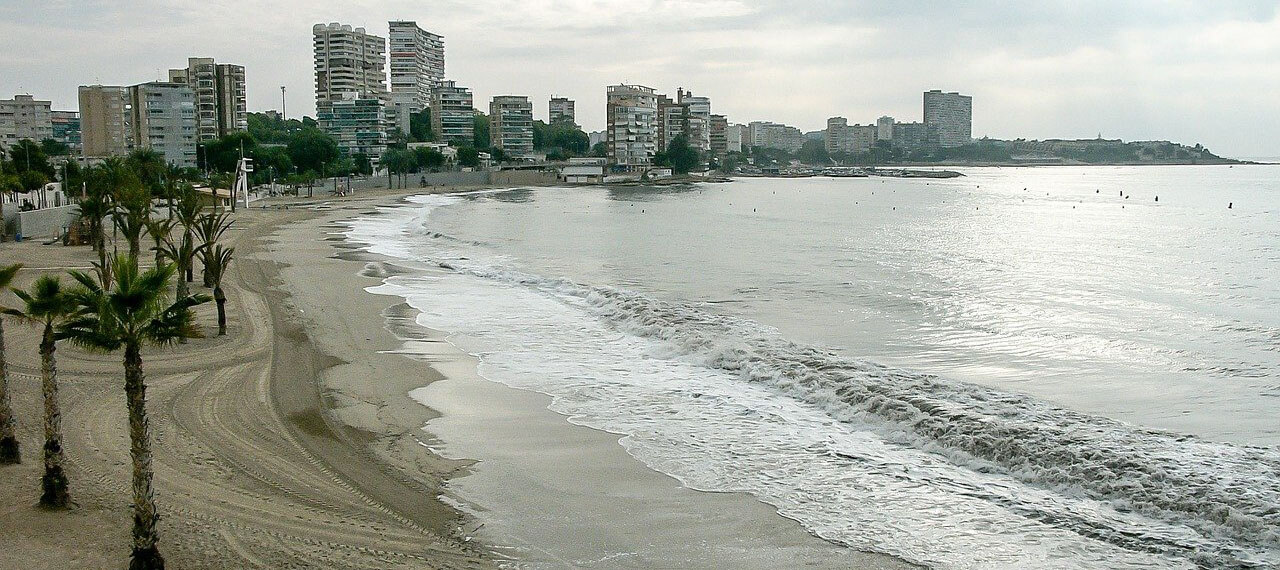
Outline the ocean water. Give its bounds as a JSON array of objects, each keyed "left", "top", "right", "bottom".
[{"left": 344, "top": 166, "right": 1280, "bottom": 569}]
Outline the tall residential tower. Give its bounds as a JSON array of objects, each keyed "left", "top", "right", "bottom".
[
  {"left": 313, "top": 22, "right": 389, "bottom": 160},
  {"left": 168, "top": 57, "right": 247, "bottom": 141},
  {"left": 605, "top": 84, "right": 658, "bottom": 170},
  {"left": 923, "top": 90, "right": 972, "bottom": 148},
  {"left": 388, "top": 21, "right": 444, "bottom": 135}
]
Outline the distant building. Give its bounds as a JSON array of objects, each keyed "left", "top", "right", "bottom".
[
  {"left": 431, "top": 81, "right": 474, "bottom": 145},
  {"left": 891, "top": 121, "right": 935, "bottom": 151},
  {"left": 876, "top": 116, "right": 894, "bottom": 141},
  {"left": 490, "top": 95, "right": 534, "bottom": 157},
  {"left": 678, "top": 88, "right": 711, "bottom": 152},
  {"left": 316, "top": 94, "right": 388, "bottom": 159},
  {"left": 605, "top": 84, "right": 658, "bottom": 170},
  {"left": 549, "top": 97, "right": 575, "bottom": 125},
  {"left": 168, "top": 57, "right": 247, "bottom": 141},
  {"left": 923, "top": 90, "right": 972, "bottom": 147},
  {"left": 314, "top": 22, "right": 389, "bottom": 161},
  {"left": 825, "top": 117, "right": 876, "bottom": 155},
  {"left": 746, "top": 121, "right": 803, "bottom": 153},
  {"left": 79, "top": 85, "right": 133, "bottom": 161},
  {"left": 51, "top": 111, "right": 81, "bottom": 152},
  {"left": 709, "top": 114, "right": 728, "bottom": 157},
  {"left": 129, "top": 82, "right": 198, "bottom": 168},
  {"left": 725, "top": 124, "right": 744, "bottom": 154},
  {"left": 388, "top": 20, "right": 444, "bottom": 136},
  {"left": 0, "top": 94, "right": 53, "bottom": 151},
  {"left": 561, "top": 157, "right": 605, "bottom": 183}
]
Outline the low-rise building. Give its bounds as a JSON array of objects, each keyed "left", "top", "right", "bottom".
[
  {"left": 317, "top": 94, "right": 388, "bottom": 160},
  {"left": 561, "top": 157, "right": 605, "bottom": 183},
  {"left": 746, "top": 121, "right": 804, "bottom": 153}
]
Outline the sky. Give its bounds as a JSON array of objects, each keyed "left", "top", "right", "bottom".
[{"left": 2, "top": 1, "right": 1278, "bottom": 157}]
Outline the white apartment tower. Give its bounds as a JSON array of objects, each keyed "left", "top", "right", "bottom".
[
  {"left": 313, "top": 22, "right": 389, "bottom": 160},
  {"left": 168, "top": 57, "right": 247, "bottom": 141},
  {"left": 923, "top": 90, "right": 972, "bottom": 148},
  {"left": 606, "top": 84, "right": 658, "bottom": 170},
  {"left": 388, "top": 21, "right": 444, "bottom": 134},
  {"left": 490, "top": 96, "right": 534, "bottom": 157}
]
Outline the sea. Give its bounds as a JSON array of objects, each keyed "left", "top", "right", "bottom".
[{"left": 343, "top": 165, "right": 1280, "bottom": 569}]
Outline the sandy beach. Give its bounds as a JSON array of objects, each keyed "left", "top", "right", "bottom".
[{"left": 0, "top": 184, "right": 918, "bottom": 568}]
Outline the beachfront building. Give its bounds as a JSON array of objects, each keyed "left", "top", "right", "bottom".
[
  {"left": 388, "top": 20, "right": 444, "bottom": 135},
  {"left": 678, "top": 89, "right": 712, "bottom": 152},
  {"left": 606, "top": 84, "right": 658, "bottom": 170},
  {"left": 314, "top": 22, "right": 390, "bottom": 161},
  {"left": 490, "top": 95, "right": 534, "bottom": 157},
  {"left": 431, "top": 81, "right": 474, "bottom": 145},
  {"left": 168, "top": 57, "right": 248, "bottom": 141},
  {"left": 129, "top": 82, "right": 198, "bottom": 168},
  {"left": 746, "top": 121, "right": 804, "bottom": 153},
  {"left": 726, "top": 123, "right": 744, "bottom": 153},
  {"left": 709, "top": 114, "right": 728, "bottom": 157},
  {"left": 79, "top": 85, "right": 133, "bottom": 161},
  {"left": 877, "top": 116, "right": 895, "bottom": 142},
  {"left": 890, "top": 121, "right": 936, "bottom": 151},
  {"left": 549, "top": 97, "right": 575, "bottom": 126},
  {"left": 0, "top": 94, "right": 53, "bottom": 152},
  {"left": 923, "top": 89, "right": 972, "bottom": 147},
  {"left": 826, "top": 117, "right": 877, "bottom": 155}
]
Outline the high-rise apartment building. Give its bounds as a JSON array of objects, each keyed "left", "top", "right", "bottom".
[
  {"left": 678, "top": 88, "right": 711, "bottom": 152},
  {"left": 79, "top": 83, "right": 197, "bottom": 167},
  {"left": 709, "top": 114, "right": 728, "bottom": 157},
  {"left": 606, "top": 84, "right": 658, "bottom": 170},
  {"left": 0, "top": 94, "right": 53, "bottom": 151},
  {"left": 388, "top": 21, "right": 444, "bottom": 135},
  {"left": 747, "top": 121, "right": 804, "bottom": 153},
  {"left": 79, "top": 85, "right": 133, "bottom": 160},
  {"left": 825, "top": 117, "right": 876, "bottom": 155},
  {"left": 876, "top": 116, "right": 895, "bottom": 141},
  {"left": 314, "top": 22, "right": 389, "bottom": 161},
  {"left": 490, "top": 96, "right": 534, "bottom": 157},
  {"left": 923, "top": 90, "right": 972, "bottom": 147},
  {"left": 168, "top": 57, "right": 247, "bottom": 141},
  {"left": 430, "top": 81, "right": 474, "bottom": 145},
  {"left": 130, "top": 82, "right": 198, "bottom": 168},
  {"left": 726, "top": 124, "right": 744, "bottom": 154},
  {"left": 549, "top": 97, "right": 575, "bottom": 125}
]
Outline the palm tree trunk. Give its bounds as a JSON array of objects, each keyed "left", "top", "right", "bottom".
[
  {"left": 39, "top": 324, "right": 69, "bottom": 508},
  {"left": 214, "top": 286, "right": 226, "bottom": 336},
  {"left": 0, "top": 317, "right": 19, "bottom": 464},
  {"left": 183, "top": 232, "right": 193, "bottom": 284},
  {"left": 124, "top": 342, "right": 164, "bottom": 569}
]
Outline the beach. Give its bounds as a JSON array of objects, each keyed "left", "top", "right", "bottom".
[{"left": 0, "top": 184, "right": 917, "bottom": 568}]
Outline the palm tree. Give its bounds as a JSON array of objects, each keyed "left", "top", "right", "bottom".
[
  {"left": 173, "top": 189, "right": 204, "bottom": 285},
  {"left": 0, "top": 264, "right": 22, "bottom": 465},
  {"left": 62, "top": 255, "right": 208, "bottom": 569},
  {"left": 113, "top": 182, "right": 152, "bottom": 259},
  {"left": 144, "top": 217, "right": 175, "bottom": 268},
  {"left": 197, "top": 245, "right": 234, "bottom": 335},
  {"left": 5, "top": 275, "right": 76, "bottom": 508},
  {"left": 194, "top": 210, "right": 231, "bottom": 288}
]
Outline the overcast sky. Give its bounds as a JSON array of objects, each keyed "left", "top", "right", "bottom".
[{"left": 3, "top": 1, "right": 1278, "bottom": 157}]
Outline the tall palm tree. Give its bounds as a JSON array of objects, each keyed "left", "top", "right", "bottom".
[
  {"left": 144, "top": 217, "right": 175, "bottom": 268},
  {"left": 197, "top": 245, "right": 234, "bottom": 335},
  {"left": 62, "top": 255, "right": 208, "bottom": 569},
  {"left": 173, "top": 189, "right": 204, "bottom": 285},
  {"left": 0, "top": 264, "right": 21, "bottom": 465},
  {"left": 5, "top": 276, "right": 76, "bottom": 508},
  {"left": 113, "top": 182, "right": 152, "bottom": 259}
]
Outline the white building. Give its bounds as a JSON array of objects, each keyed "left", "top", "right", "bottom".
[
  {"left": 561, "top": 157, "right": 605, "bottom": 183},
  {"left": 923, "top": 89, "right": 972, "bottom": 147},
  {"left": 314, "top": 22, "right": 390, "bottom": 161},
  {"left": 388, "top": 20, "right": 444, "bottom": 135},
  {"left": 746, "top": 121, "right": 803, "bottom": 153},
  {"left": 826, "top": 117, "right": 877, "bottom": 155},
  {"left": 490, "top": 95, "right": 534, "bottom": 157},
  {"left": 606, "top": 84, "right": 658, "bottom": 170},
  {"left": 876, "top": 116, "right": 895, "bottom": 142},
  {"left": 725, "top": 124, "right": 744, "bottom": 154},
  {"left": 130, "top": 82, "right": 198, "bottom": 168},
  {"left": 0, "top": 94, "right": 53, "bottom": 152}
]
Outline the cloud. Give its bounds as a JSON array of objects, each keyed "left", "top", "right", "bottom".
[{"left": 1, "top": 1, "right": 1276, "bottom": 156}]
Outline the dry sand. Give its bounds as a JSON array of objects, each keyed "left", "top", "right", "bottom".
[{"left": 0, "top": 184, "right": 921, "bottom": 569}]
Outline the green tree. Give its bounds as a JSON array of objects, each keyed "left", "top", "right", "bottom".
[
  {"left": 194, "top": 210, "right": 232, "bottom": 288},
  {"left": 286, "top": 128, "right": 340, "bottom": 175},
  {"left": 8, "top": 139, "right": 54, "bottom": 178},
  {"left": 40, "top": 138, "right": 70, "bottom": 157},
  {"left": 457, "top": 146, "right": 480, "bottom": 168},
  {"left": 413, "top": 147, "right": 446, "bottom": 171},
  {"left": 62, "top": 256, "right": 209, "bottom": 570},
  {"left": 796, "top": 139, "right": 830, "bottom": 165},
  {"left": 5, "top": 275, "right": 76, "bottom": 508},
  {"left": 409, "top": 110, "right": 434, "bottom": 142},
  {"left": 590, "top": 142, "right": 608, "bottom": 158},
  {"left": 0, "top": 264, "right": 21, "bottom": 464},
  {"left": 201, "top": 132, "right": 257, "bottom": 173},
  {"left": 352, "top": 153, "right": 373, "bottom": 176},
  {"left": 665, "top": 134, "right": 700, "bottom": 174},
  {"left": 472, "top": 112, "right": 489, "bottom": 149},
  {"left": 126, "top": 149, "right": 167, "bottom": 194}
]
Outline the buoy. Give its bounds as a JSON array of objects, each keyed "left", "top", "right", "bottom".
[
  {"left": 1229, "top": 202, "right": 1233, "bottom": 209},
  {"left": 1155, "top": 196, "right": 1158, "bottom": 202}
]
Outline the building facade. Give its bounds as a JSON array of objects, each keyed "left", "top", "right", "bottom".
[
  {"left": 677, "top": 88, "right": 711, "bottom": 152},
  {"left": 388, "top": 21, "right": 444, "bottom": 135},
  {"left": 923, "top": 89, "right": 972, "bottom": 148},
  {"left": 316, "top": 95, "right": 387, "bottom": 159},
  {"left": 51, "top": 111, "right": 81, "bottom": 152},
  {"left": 0, "top": 94, "right": 53, "bottom": 151},
  {"left": 890, "top": 121, "right": 936, "bottom": 151},
  {"left": 725, "top": 123, "right": 744, "bottom": 154},
  {"left": 79, "top": 85, "right": 133, "bottom": 161},
  {"left": 605, "top": 84, "right": 658, "bottom": 170},
  {"left": 430, "top": 81, "right": 474, "bottom": 145},
  {"left": 314, "top": 22, "right": 390, "bottom": 161},
  {"left": 168, "top": 58, "right": 247, "bottom": 141},
  {"left": 489, "top": 95, "right": 534, "bottom": 157},
  {"left": 824, "top": 117, "right": 876, "bottom": 155},
  {"left": 549, "top": 97, "right": 575, "bottom": 125},
  {"left": 129, "top": 82, "right": 198, "bottom": 168},
  {"left": 709, "top": 114, "right": 728, "bottom": 157},
  {"left": 876, "top": 116, "right": 895, "bottom": 142},
  {"left": 746, "top": 121, "right": 804, "bottom": 153}
]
